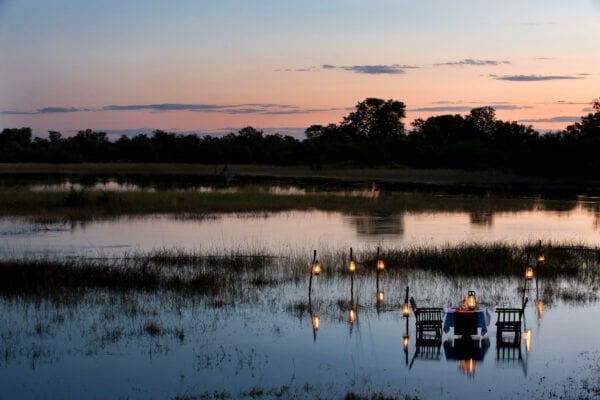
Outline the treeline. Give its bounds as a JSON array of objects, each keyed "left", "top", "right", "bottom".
[{"left": 1, "top": 98, "right": 599, "bottom": 177}]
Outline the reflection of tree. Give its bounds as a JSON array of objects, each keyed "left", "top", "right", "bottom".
[
  {"left": 469, "top": 210, "right": 494, "bottom": 227},
  {"left": 347, "top": 214, "right": 404, "bottom": 238}
]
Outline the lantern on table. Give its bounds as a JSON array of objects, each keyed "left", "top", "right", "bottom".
[
  {"left": 525, "top": 266, "right": 535, "bottom": 281},
  {"left": 466, "top": 290, "right": 477, "bottom": 310}
]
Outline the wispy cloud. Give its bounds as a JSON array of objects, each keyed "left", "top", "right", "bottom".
[
  {"left": 2, "top": 103, "right": 347, "bottom": 116},
  {"left": 434, "top": 59, "right": 510, "bottom": 67},
  {"left": 492, "top": 74, "right": 585, "bottom": 81},
  {"left": 538, "top": 100, "right": 591, "bottom": 105},
  {"left": 518, "top": 116, "right": 580, "bottom": 123},
  {"left": 278, "top": 63, "right": 419, "bottom": 75},
  {"left": 410, "top": 104, "right": 531, "bottom": 112}
]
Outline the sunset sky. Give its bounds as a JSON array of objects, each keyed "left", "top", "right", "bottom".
[{"left": 1, "top": 0, "right": 599, "bottom": 138}]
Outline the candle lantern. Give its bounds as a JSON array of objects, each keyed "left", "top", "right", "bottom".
[
  {"left": 536, "top": 300, "right": 544, "bottom": 318},
  {"left": 376, "top": 290, "right": 385, "bottom": 303},
  {"left": 348, "top": 260, "right": 356, "bottom": 273},
  {"left": 312, "top": 314, "right": 320, "bottom": 331},
  {"left": 525, "top": 266, "right": 534, "bottom": 280},
  {"left": 403, "top": 334, "right": 409, "bottom": 350},
  {"left": 402, "top": 301, "right": 410, "bottom": 317},
  {"left": 537, "top": 253, "right": 545, "bottom": 264},
  {"left": 376, "top": 259, "right": 385, "bottom": 271},
  {"left": 311, "top": 260, "right": 322, "bottom": 276},
  {"left": 466, "top": 290, "right": 477, "bottom": 310},
  {"left": 348, "top": 308, "right": 356, "bottom": 324}
]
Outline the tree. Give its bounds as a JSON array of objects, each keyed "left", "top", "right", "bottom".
[
  {"left": 341, "top": 98, "right": 406, "bottom": 140},
  {"left": 466, "top": 107, "right": 496, "bottom": 138},
  {"left": 566, "top": 98, "right": 600, "bottom": 139}
]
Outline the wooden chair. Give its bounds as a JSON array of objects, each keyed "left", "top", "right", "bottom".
[
  {"left": 495, "top": 297, "right": 528, "bottom": 341},
  {"left": 410, "top": 297, "right": 444, "bottom": 340}
]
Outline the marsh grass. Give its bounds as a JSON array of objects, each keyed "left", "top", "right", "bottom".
[{"left": 1, "top": 242, "right": 598, "bottom": 303}]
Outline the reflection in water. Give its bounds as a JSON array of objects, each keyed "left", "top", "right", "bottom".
[
  {"left": 444, "top": 338, "right": 490, "bottom": 378},
  {"left": 348, "top": 214, "right": 405, "bottom": 238},
  {"left": 523, "top": 329, "right": 532, "bottom": 352},
  {"left": 469, "top": 210, "right": 494, "bottom": 227}
]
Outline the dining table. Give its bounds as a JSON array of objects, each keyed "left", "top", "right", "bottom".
[{"left": 443, "top": 306, "right": 491, "bottom": 336}]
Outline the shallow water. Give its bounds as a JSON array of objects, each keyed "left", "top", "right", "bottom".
[
  {"left": 1, "top": 203, "right": 599, "bottom": 258},
  {"left": 0, "top": 271, "right": 598, "bottom": 399}
]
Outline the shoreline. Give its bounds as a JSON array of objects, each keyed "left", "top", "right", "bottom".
[{"left": 1, "top": 163, "right": 599, "bottom": 195}]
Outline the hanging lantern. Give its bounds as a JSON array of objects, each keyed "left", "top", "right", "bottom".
[
  {"left": 348, "top": 308, "right": 356, "bottom": 324},
  {"left": 311, "top": 260, "right": 321, "bottom": 276},
  {"left": 312, "top": 314, "right": 320, "bottom": 330},
  {"left": 525, "top": 266, "right": 535, "bottom": 281},
  {"left": 376, "top": 290, "right": 385, "bottom": 303},
  {"left": 376, "top": 259, "right": 385, "bottom": 271},
  {"left": 537, "top": 253, "right": 545, "bottom": 264},
  {"left": 466, "top": 290, "right": 477, "bottom": 310},
  {"left": 402, "top": 301, "right": 410, "bottom": 317},
  {"left": 403, "top": 334, "right": 409, "bottom": 350},
  {"left": 348, "top": 260, "right": 356, "bottom": 273}
]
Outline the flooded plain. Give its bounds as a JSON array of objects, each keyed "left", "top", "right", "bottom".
[{"left": 0, "top": 177, "right": 599, "bottom": 399}]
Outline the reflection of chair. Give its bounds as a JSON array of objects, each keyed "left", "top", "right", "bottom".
[
  {"left": 496, "top": 338, "right": 522, "bottom": 362},
  {"left": 409, "top": 337, "right": 442, "bottom": 369},
  {"left": 410, "top": 297, "right": 443, "bottom": 340},
  {"left": 495, "top": 298, "right": 527, "bottom": 340}
]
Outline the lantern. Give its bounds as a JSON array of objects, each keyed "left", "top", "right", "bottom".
[
  {"left": 466, "top": 291, "right": 477, "bottom": 310},
  {"left": 311, "top": 260, "right": 321, "bottom": 276},
  {"left": 376, "top": 290, "right": 385, "bottom": 303},
  {"left": 537, "top": 253, "right": 545, "bottom": 264},
  {"left": 348, "top": 308, "right": 356, "bottom": 324},
  {"left": 525, "top": 266, "right": 534, "bottom": 281},
  {"left": 376, "top": 259, "right": 385, "bottom": 271},
  {"left": 348, "top": 260, "right": 356, "bottom": 273},
  {"left": 312, "top": 314, "right": 320, "bottom": 331},
  {"left": 402, "top": 301, "right": 410, "bottom": 317},
  {"left": 403, "top": 334, "right": 409, "bottom": 350}
]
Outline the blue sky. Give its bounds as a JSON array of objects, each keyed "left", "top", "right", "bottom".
[{"left": 1, "top": 0, "right": 598, "bottom": 136}]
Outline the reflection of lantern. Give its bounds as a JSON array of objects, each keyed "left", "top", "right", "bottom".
[
  {"left": 403, "top": 334, "right": 409, "bottom": 350},
  {"left": 312, "top": 314, "right": 320, "bottom": 330},
  {"left": 311, "top": 260, "right": 321, "bottom": 276},
  {"left": 524, "top": 329, "right": 532, "bottom": 352},
  {"left": 537, "top": 253, "right": 545, "bottom": 264},
  {"left": 348, "top": 260, "right": 356, "bottom": 273},
  {"left": 458, "top": 359, "right": 476, "bottom": 378},
  {"left": 376, "top": 259, "right": 385, "bottom": 271},
  {"left": 348, "top": 308, "right": 356, "bottom": 324},
  {"left": 402, "top": 302, "right": 410, "bottom": 317},
  {"left": 376, "top": 290, "right": 385, "bottom": 303},
  {"left": 536, "top": 300, "right": 544, "bottom": 318},
  {"left": 466, "top": 291, "right": 477, "bottom": 310},
  {"left": 525, "top": 266, "right": 534, "bottom": 281}
]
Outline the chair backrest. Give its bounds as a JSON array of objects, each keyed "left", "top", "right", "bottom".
[
  {"left": 495, "top": 308, "right": 523, "bottom": 323},
  {"left": 410, "top": 297, "right": 418, "bottom": 313},
  {"left": 522, "top": 297, "right": 528, "bottom": 311}
]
